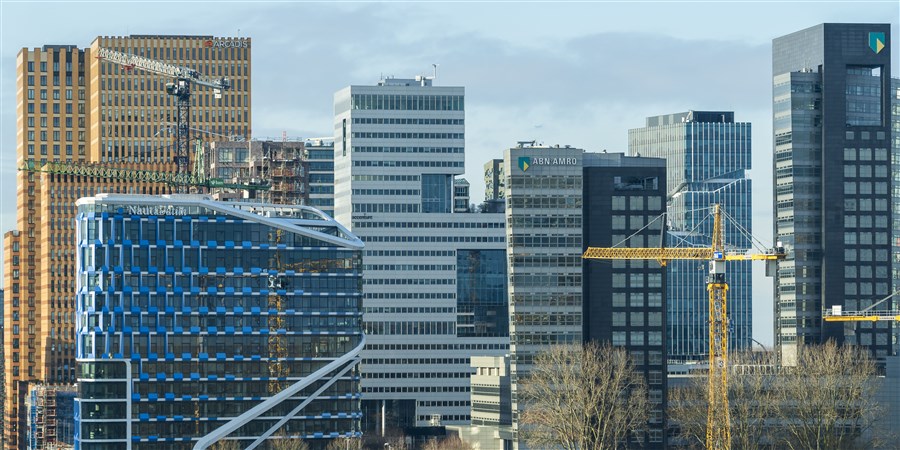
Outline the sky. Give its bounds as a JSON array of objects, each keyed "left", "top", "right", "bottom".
[{"left": 0, "top": 1, "right": 898, "bottom": 346}]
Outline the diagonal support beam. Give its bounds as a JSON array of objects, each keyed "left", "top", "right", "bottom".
[
  {"left": 191, "top": 335, "right": 366, "bottom": 450},
  {"left": 244, "top": 358, "right": 359, "bottom": 449}
]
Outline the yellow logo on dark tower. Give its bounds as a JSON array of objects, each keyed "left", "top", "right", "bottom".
[
  {"left": 869, "top": 32, "right": 885, "bottom": 54},
  {"left": 518, "top": 157, "right": 531, "bottom": 172}
]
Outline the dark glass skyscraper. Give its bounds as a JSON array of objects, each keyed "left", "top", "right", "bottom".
[
  {"left": 582, "top": 153, "right": 668, "bottom": 448},
  {"left": 772, "top": 23, "right": 893, "bottom": 363},
  {"left": 629, "top": 111, "right": 752, "bottom": 361},
  {"left": 74, "top": 194, "right": 364, "bottom": 449}
]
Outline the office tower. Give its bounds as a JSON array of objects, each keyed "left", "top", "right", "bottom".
[
  {"left": 501, "top": 145, "right": 668, "bottom": 449},
  {"left": 4, "top": 35, "right": 251, "bottom": 450},
  {"left": 306, "top": 139, "right": 336, "bottom": 217},
  {"left": 74, "top": 194, "right": 364, "bottom": 449},
  {"left": 629, "top": 111, "right": 752, "bottom": 361},
  {"left": 582, "top": 152, "right": 668, "bottom": 447},
  {"left": 892, "top": 78, "right": 900, "bottom": 335},
  {"left": 89, "top": 35, "right": 252, "bottom": 162},
  {"left": 333, "top": 77, "right": 508, "bottom": 430},
  {"left": 504, "top": 144, "right": 585, "bottom": 440},
  {"left": 773, "top": 24, "right": 893, "bottom": 363}
]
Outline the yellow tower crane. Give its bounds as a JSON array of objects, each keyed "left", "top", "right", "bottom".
[{"left": 582, "top": 204, "right": 786, "bottom": 450}]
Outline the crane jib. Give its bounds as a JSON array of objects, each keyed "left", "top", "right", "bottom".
[{"left": 97, "top": 47, "right": 193, "bottom": 79}]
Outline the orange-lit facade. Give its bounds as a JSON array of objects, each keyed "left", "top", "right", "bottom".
[{"left": 2, "top": 35, "right": 251, "bottom": 450}]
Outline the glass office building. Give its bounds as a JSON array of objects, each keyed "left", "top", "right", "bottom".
[
  {"left": 772, "top": 24, "right": 893, "bottom": 363},
  {"left": 629, "top": 111, "right": 752, "bottom": 361},
  {"left": 74, "top": 194, "right": 364, "bottom": 450}
]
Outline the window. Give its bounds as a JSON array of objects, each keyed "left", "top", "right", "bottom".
[
  {"left": 630, "top": 196, "right": 644, "bottom": 210},
  {"left": 630, "top": 293, "right": 645, "bottom": 307},
  {"left": 630, "top": 273, "right": 644, "bottom": 288},
  {"left": 630, "top": 312, "right": 644, "bottom": 327},
  {"left": 630, "top": 332, "right": 645, "bottom": 346}
]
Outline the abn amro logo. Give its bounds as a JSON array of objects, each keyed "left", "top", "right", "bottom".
[
  {"left": 518, "top": 156, "right": 531, "bottom": 172},
  {"left": 869, "top": 31, "right": 885, "bottom": 54}
]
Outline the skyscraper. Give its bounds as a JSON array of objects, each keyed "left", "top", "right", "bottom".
[
  {"left": 4, "top": 35, "right": 251, "bottom": 449},
  {"left": 772, "top": 24, "right": 893, "bottom": 363},
  {"left": 74, "top": 194, "right": 364, "bottom": 449},
  {"left": 581, "top": 152, "right": 668, "bottom": 448},
  {"left": 333, "top": 77, "right": 508, "bottom": 430},
  {"left": 629, "top": 111, "right": 752, "bottom": 361},
  {"left": 502, "top": 145, "right": 668, "bottom": 449}
]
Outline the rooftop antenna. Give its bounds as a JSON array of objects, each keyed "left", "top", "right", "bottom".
[{"left": 432, "top": 63, "right": 439, "bottom": 80}]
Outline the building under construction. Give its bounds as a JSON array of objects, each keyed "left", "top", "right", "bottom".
[
  {"left": 208, "top": 139, "right": 308, "bottom": 205},
  {"left": 25, "top": 384, "right": 75, "bottom": 450}
]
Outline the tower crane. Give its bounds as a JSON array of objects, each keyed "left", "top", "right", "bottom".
[
  {"left": 95, "top": 47, "right": 232, "bottom": 181},
  {"left": 582, "top": 204, "right": 786, "bottom": 450}
]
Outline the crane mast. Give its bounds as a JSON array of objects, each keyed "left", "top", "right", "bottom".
[
  {"left": 583, "top": 204, "right": 785, "bottom": 450},
  {"left": 95, "top": 47, "right": 231, "bottom": 184}
]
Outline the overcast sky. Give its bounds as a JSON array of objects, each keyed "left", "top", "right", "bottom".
[{"left": 0, "top": 1, "right": 898, "bottom": 345}]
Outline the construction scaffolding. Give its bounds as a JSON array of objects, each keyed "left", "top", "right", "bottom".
[
  {"left": 264, "top": 140, "right": 307, "bottom": 205},
  {"left": 207, "top": 139, "right": 307, "bottom": 204},
  {"left": 26, "top": 384, "right": 75, "bottom": 450}
]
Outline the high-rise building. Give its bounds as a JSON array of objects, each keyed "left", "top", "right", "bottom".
[
  {"left": 333, "top": 77, "right": 508, "bottom": 430},
  {"left": 891, "top": 78, "right": 900, "bottom": 352},
  {"left": 581, "top": 152, "right": 668, "bottom": 447},
  {"left": 502, "top": 145, "right": 667, "bottom": 449},
  {"left": 74, "top": 194, "right": 364, "bottom": 449},
  {"left": 628, "top": 111, "right": 752, "bottom": 361},
  {"left": 4, "top": 35, "right": 252, "bottom": 450},
  {"left": 772, "top": 24, "right": 893, "bottom": 363},
  {"left": 305, "top": 139, "right": 336, "bottom": 217},
  {"left": 504, "top": 145, "right": 585, "bottom": 443}
]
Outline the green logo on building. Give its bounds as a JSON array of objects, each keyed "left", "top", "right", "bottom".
[
  {"left": 518, "top": 157, "right": 531, "bottom": 172},
  {"left": 869, "top": 32, "right": 885, "bottom": 54}
]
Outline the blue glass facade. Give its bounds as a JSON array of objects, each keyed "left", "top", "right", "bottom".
[
  {"left": 629, "top": 111, "right": 753, "bottom": 361},
  {"left": 74, "top": 195, "right": 364, "bottom": 450},
  {"left": 456, "top": 250, "right": 508, "bottom": 338}
]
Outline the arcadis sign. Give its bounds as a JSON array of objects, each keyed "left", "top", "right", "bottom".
[
  {"left": 203, "top": 39, "right": 250, "bottom": 49},
  {"left": 518, "top": 156, "right": 578, "bottom": 172}
]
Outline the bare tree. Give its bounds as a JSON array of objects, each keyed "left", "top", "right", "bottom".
[
  {"left": 267, "top": 436, "right": 310, "bottom": 450},
  {"left": 668, "top": 351, "right": 780, "bottom": 449},
  {"left": 209, "top": 439, "right": 241, "bottom": 450},
  {"left": 669, "top": 342, "right": 886, "bottom": 450},
  {"left": 420, "top": 436, "right": 473, "bottom": 450},
  {"left": 518, "top": 342, "right": 650, "bottom": 450},
  {"left": 323, "top": 437, "right": 362, "bottom": 450},
  {"left": 775, "top": 340, "right": 882, "bottom": 450}
]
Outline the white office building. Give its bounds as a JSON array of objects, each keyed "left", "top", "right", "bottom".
[{"left": 334, "top": 77, "right": 508, "bottom": 430}]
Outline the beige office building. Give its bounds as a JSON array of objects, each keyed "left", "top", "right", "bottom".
[{"left": 3, "top": 34, "right": 251, "bottom": 449}]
